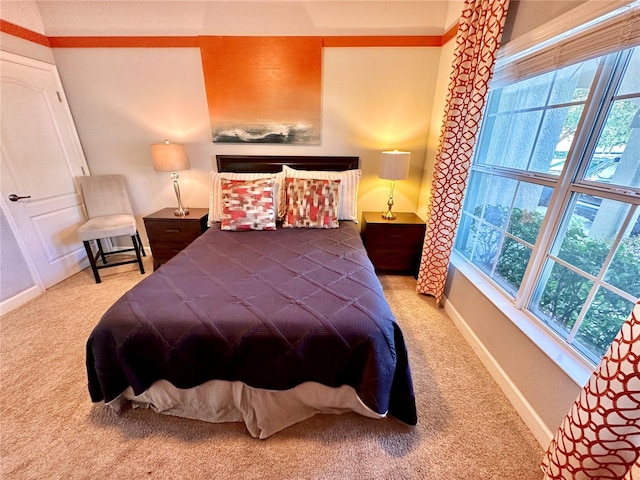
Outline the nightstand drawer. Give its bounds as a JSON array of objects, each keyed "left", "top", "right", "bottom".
[
  {"left": 367, "top": 251, "right": 418, "bottom": 272},
  {"left": 148, "top": 241, "right": 193, "bottom": 260},
  {"left": 144, "top": 220, "right": 203, "bottom": 243},
  {"left": 364, "top": 225, "right": 424, "bottom": 248}
]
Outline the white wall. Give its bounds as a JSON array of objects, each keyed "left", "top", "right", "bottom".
[
  {"left": 0, "top": 30, "right": 55, "bottom": 64},
  {"left": 416, "top": 33, "right": 456, "bottom": 221},
  {"left": 501, "top": 0, "right": 587, "bottom": 43},
  {"left": 1, "top": 1, "right": 46, "bottom": 34},
  {"left": 2, "top": 1, "right": 443, "bottom": 241},
  {"left": 323, "top": 47, "right": 437, "bottom": 223},
  {"left": 443, "top": 265, "right": 582, "bottom": 445},
  {"left": 51, "top": 45, "right": 440, "bottom": 243},
  {"left": 0, "top": 0, "right": 54, "bottom": 64},
  {"left": 0, "top": 209, "right": 35, "bottom": 302},
  {"left": 49, "top": 47, "right": 212, "bottom": 241}
]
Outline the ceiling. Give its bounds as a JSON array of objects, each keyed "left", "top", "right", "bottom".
[{"left": 16, "top": 1, "right": 461, "bottom": 37}]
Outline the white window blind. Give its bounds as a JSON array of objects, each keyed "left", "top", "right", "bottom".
[{"left": 492, "top": 1, "right": 640, "bottom": 87}]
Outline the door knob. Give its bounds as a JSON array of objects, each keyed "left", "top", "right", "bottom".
[{"left": 8, "top": 194, "right": 31, "bottom": 202}]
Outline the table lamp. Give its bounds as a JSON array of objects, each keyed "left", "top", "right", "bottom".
[
  {"left": 151, "top": 140, "right": 190, "bottom": 216},
  {"left": 379, "top": 150, "right": 411, "bottom": 220}
]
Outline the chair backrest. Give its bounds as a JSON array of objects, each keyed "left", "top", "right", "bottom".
[{"left": 79, "top": 175, "right": 134, "bottom": 218}]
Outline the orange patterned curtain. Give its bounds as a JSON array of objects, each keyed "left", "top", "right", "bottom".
[
  {"left": 541, "top": 300, "right": 640, "bottom": 480},
  {"left": 416, "top": 0, "right": 509, "bottom": 303}
]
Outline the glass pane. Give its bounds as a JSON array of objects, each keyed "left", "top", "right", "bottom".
[
  {"left": 495, "top": 237, "right": 532, "bottom": 295},
  {"left": 584, "top": 97, "right": 640, "bottom": 187},
  {"left": 573, "top": 287, "right": 634, "bottom": 360},
  {"left": 543, "top": 105, "right": 584, "bottom": 176},
  {"left": 470, "top": 223, "right": 503, "bottom": 275},
  {"left": 554, "top": 193, "right": 627, "bottom": 276},
  {"left": 604, "top": 213, "right": 640, "bottom": 298},
  {"left": 495, "top": 72, "right": 553, "bottom": 111},
  {"left": 507, "top": 183, "right": 551, "bottom": 244},
  {"left": 482, "top": 176, "right": 517, "bottom": 228},
  {"left": 584, "top": 49, "right": 640, "bottom": 189},
  {"left": 477, "top": 61, "right": 596, "bottom": 174},
  {"left": 455, "top": 212, "right": 478, "bottom": 260},
  {"left": 548, "top": 59, "right": 597, "bottom": 104},
  {"left": 460, "top": 171, "right": 491, "bottom": 219},
  {"left": 455, "top": 172, "right": 501, "bottom": 262},
  {"left": 531, "top": 260, "right": 593, "bottom": 337},
  {"left": 455, "top": 174, "right": 544, "bottom": 299},
  {"left": 477, "top": 111, "right": 542, "bottom": 169},
  {"left": 617, "top": 47, "right": 640, "bottom": 96}
]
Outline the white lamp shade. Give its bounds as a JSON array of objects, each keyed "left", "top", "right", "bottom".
[
  {"left": 150, "top": 142, "right": 190, "bottom": 172},
  {"left": 379, "top": 150, "right": 411, "bottom": 180}
]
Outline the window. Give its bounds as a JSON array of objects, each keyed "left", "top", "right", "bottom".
[{"left": 455, "top": 46, "right": 640, "bottom": 364}]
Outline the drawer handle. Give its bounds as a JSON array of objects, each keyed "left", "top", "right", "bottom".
[{"left": 165, "top": 228, "right": 182, "bottom": 233}]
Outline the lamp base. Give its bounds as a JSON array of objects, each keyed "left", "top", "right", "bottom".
[
  {"left": 382, "top": 209, "right": 397, "bottom": 220},
  {"left": 383, "top": 182, "right": 397, "bottom": 220},
  {"left": 171, "top": 174, "right": 189, "bottom": 216}
]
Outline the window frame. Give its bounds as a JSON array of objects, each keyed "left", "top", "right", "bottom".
[{"left": 453, "top": 45, "right": 640, "bottom": 371}]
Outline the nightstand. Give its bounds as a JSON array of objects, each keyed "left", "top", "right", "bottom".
[
  {"left": 361, "top": 212, "right": 426, "bottom": 276},
  {"left": 143, "top": 208, "right": 209, "bottom": 271}
]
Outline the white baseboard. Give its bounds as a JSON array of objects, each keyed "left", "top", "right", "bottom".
[
  {"left": 0, "top": 284, "right": 45, "bottom": 317},
  {"left": 442, "top": 296, "right": 554, "bottom": 448}
]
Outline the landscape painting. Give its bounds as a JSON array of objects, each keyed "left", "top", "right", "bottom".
[{"left": 200, "top": 37, "right": 322, "bottom": 145}]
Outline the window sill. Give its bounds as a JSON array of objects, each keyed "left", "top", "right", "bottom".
[{"left": 449, "top": 252, "right": 594, "bottom": 388}]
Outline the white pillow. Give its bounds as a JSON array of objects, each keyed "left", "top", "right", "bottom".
[
  {"left": 209, "top": 171, "right": 285, "bottom": 225},
  {"left": 282, "top": 165, "right": 361, "bottom": 222}
]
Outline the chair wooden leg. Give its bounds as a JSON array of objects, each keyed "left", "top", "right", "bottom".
[
  {"left": 131, "top": 234, "right": 145, "bottom": 275},
  {"left": 83, "top": 240, "right": 101, "bottom": 283},
  {"left": 96, "top": 239, "right": 107, "bottom": 264},
  {"left": 136, "top": 231, "right": 146, "bottom": 257}
]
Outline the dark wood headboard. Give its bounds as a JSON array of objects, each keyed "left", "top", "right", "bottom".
[{"left": 216, "top": 155, "right": 359, "bottom": 173}]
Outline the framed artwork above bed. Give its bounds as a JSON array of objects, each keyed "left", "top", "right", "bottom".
[{"left": 200, "top": 38, "right": 323, "bottom": 145}]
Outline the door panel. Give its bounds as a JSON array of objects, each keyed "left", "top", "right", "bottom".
[
  {"left": 32, "top": 205, "right": 86, "bottom": 262},
  {"left": 0, "top": 52, "right": 89, "bottom": 298}
]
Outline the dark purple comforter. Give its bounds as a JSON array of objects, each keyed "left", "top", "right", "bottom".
[{"left": 86, "top": 221, "right": 417, "bottom": 425}]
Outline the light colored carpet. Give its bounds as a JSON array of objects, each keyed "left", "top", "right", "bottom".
[{"left": 0, "top": 257, "right": 544, "bottom": 479}]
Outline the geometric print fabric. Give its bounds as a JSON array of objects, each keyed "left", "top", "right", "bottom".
[
  {"left": 283, "top": 177, "right": 340, "bottom": 229},
  {"left": 541, "top": 300, "right": 640, "bottom": 480},
  {"left": 221, "top": 178, "right": 277, "bottom": 231},
  {"left": 416, "top": 0, "right": 510, "bottom": 304}
]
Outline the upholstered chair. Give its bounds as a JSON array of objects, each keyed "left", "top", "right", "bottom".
[{"left": 77, "top": 175, "right": 145, "bottom": 283}]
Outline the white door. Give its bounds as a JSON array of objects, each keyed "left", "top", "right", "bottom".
[{"left": 0, "top": 52, "right": 89, "bottom": 302}]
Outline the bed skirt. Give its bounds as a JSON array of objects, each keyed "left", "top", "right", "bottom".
[{"left": 108, "top": 380, "right": 384, "bottom": 439}]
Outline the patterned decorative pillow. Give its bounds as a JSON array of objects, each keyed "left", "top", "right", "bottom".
[
  {"left": 282, "top": 165, "right": 361, "bottom": 222},
  {"left": 208, "top": 170, "right": 285, "bottom": 225},
  {"left": 282, "top": 178, "right": 340, "bottom": 229},
  {"left": 221, "top": 178, "right": 277, "bottom": 231}
]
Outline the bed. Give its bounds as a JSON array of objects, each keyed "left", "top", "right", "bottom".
[{"left": 86, "top": 155, "right": 417, "bottom": 438}]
